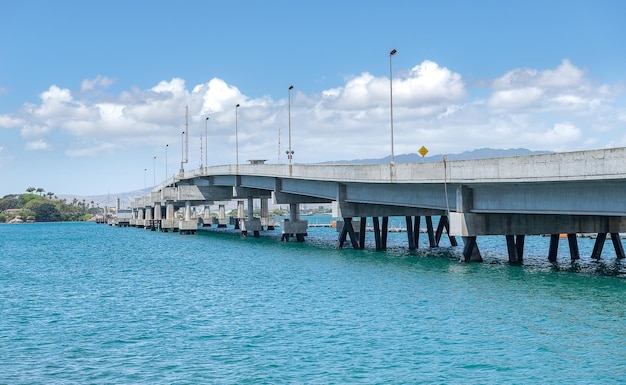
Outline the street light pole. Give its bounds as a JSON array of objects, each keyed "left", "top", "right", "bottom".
[
  {"left": 153, "top": 156, "right": 156, "bottom": 187},
  {"left": 288, "top": 85, "right": 294, "bottom": 164},
  {"left": 165, "top": 144, "right": 169, "bottom": 180},
  {"left": 205, "top": 116, "right": 209, "bottom": 171},
  {"left": 144, "top": 168, "right": 147, "bottom": 191},
  {"left": 235, "top": 104, "right": 240, "bottom": 165},
  {"left": 389, "top": 48, "right": 397, "bottom": 164},
  {"left": 180, "top": 131, "right": 185, "bottom": 174}
]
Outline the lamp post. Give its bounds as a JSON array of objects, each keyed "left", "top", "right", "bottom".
[
  {"left": 180, "top": 131, "right": 185, "bottom": 174},
  {"left": 287, "top": 85, "right": 294, "bottom": 164},
  {"left": 153, "top": 156, "right": 156, "bottom": 187},
  {"left": 144, "top": 168, "right": 147, "bottom": 191},
  {"left": 165, "top": 144, "right": 168, "bottom": 180},
  {"left": 205, "top": 116, "right": 209, "bottom": 171},
  {"left": 235, "top": 104, "right": 240, "bottom": 165},
  {"left": 389, "top": 48, "right": 397, "bottom": 164}
]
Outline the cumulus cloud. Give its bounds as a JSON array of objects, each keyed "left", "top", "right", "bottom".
[
  {"left": 81, "top": 75, "right": 115, "bottom": 92},
  {"left": 0, "top": 59, "right": 624, "bottom": 163},
  {"left": 327, "top": 60, "right": 465, "bottom": 110},
  {"left": 25, "top": 139, "right": 50, "bottom": 150},
  {"left": 487, "top": 59, "right": 615, "bottom": 122}
]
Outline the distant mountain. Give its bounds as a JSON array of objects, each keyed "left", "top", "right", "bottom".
[{"left": 319, "top": 148, "right": 552, "bottom": 165}]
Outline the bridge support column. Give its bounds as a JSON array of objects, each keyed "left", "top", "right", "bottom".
[
  {"left": 260, "top": 198, "right": 274, "bottom": 230},
  {"left": 505, "top": 235, "right": 525, "bottom": 264},
  {"left": 235, "top": 200, "right": 244, "bottom": 231},
  {"left": 406, "top": 216, "right": 417, "bottom": 250},
  {"left": 161, "top": 200, "right": 177, "bottom": 232},
  {"left": 202, "top": 205, "right": 211, "bottom": 227},
  {"left": 425, "top": 216, "right": 437, "bottom": 247},
  {"left": 152, "top": 202, "right": 162, "bottom": 231},
  {"left": 281, "top": 203, "right": 308, "bottom": 242},
  {"left": 462, "top": 236, "right": 482, "bottom": 262},
  {"left": 242, "top": 197, "right": 261, "bottom": 237},
  {"left": 179, "top": 201, "right": 196, "bottom": 235},
  {"left": 548, "top": 234, "right": 559, "bottom": 262},
  {"left": 136, "top": 208, "right": 145, "bottom": 228},
  {"left": 217, "top": 203, "right": 227, "bottom": 228},
  {"left": 567, "top": 233, "right": 580, "bottom": 260},
  {"left": 610, "top": 233, "right": 625, "bottom": 259},
  {"left": 145, "top": 206, "right": 156, "bottom": 231},
  {"left": 337, "top": 217, "right": 360, "bottom": 249},
  {"left": 436, "top": 215, "right": 458, "bottom": 246},
  {"left": 371, "top": 217, "right": 390, "bottom": 251},
  {"left": 591, "top": 232, "right": 625, "bottom": 259}
]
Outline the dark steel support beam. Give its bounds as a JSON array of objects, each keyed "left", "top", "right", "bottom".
[
  {"left": 406, "top": 216, "right": 416, "bottom": 250},
  {"left": 567, "top": 233, "right": 580, "bottom": 260},
  {"left": 425, "top": 216, "right": 436, "bottom": 248},
  {"left": 591, "top": 233, "right": 607, "bottom": 259},
  {"left": 413, "top": 216, "right": 421, "bottom": 249},
  {"left": 359, "top": 217, "right": 366, "bottom": 249},
  {"left": 382, "top": 217, "right": 389, "bottom": 250},
  {"left": 373, "top": 217, "right": 382, "bottom": 251},
  {"left": 610, "top": 233, "right": 625, "bottom": 259},
  {"left": 548, "top": 234, "right": 559, "bottom": 262}
]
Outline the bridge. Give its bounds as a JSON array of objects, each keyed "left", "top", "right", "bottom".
[{"left": 119, "top": 147, "right": 626, "bottom": 263}]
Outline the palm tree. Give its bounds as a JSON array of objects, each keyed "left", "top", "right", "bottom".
[
  {"left": 36, "top": 187, "right": 45, "bottom": 196},
  {"left": 26, "top": 187, "right": 36, "bottom": 193},
  {"left": 46, "top": 192, "right": 54, "bottom": 200}
]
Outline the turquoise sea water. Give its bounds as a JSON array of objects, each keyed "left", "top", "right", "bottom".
[{"left": 1, "top": 221, "right": 625, "bottom": 384}]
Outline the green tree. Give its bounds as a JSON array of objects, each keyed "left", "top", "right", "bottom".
[
  {"left": 24, "top": 200, "right": 62, "bottom": 222},
  {"left": 26, "top": 187, "right": 36, "bottom": 193}
]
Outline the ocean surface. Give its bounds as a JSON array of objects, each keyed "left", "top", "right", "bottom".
[{"left": 1, "top": 220, "right": 625, "bottom": 384}]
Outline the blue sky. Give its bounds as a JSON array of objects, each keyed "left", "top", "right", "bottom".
[{"left": 1, "top": 0, "right": 625, "bottom": 198}]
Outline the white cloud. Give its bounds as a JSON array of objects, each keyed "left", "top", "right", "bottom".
[
  {"left": 0, "top": 59, "right": 624, "bottom": 166},
  {"left": 0, "top": 115, "right": 23, "bottom": 128},
  {"left": 20, "top": 124, "right": 50, "bottom": 137},
  {"left": 25, "top": 139, "right": 50, "bottom": 151},
  {"left": 66, "top": 142, "right": 116, "bottom": 157},
  {"left": 327, "top": 60, "right": 465, "bottom": 110},
  {"left": 80, "top": 75, "right": 115, "bottom": 92},
  {"left": 488, "top": 87, "right": 544, "bottom": 110}
]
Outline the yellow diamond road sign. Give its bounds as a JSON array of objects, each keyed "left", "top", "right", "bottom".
[{"left": 418, "top": 146, "right": 429, "bottom": 158}]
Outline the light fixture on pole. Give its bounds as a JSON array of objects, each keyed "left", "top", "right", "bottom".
[
  {"left": 144, "top": 168, "right": 147, "bottom": 191},
  {"left": 389, "top": 48, "right": 397, "bottom": 164},
  {"left": 165, "top": 144, "right": 168, "bottom": 180},
  {"left": 153, "top": 156, "right": 156, "bottom": 187},
  {"left": 205, "top": 116, "right": 209, "bottom": 171},
  {"left": 287, "top": 85, "right": 294, "bottom": 164},
  {"left": 235, "top": 104, "right": 240, "bottom": 165}
]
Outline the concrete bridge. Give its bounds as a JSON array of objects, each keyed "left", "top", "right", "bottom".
[{"left": 120, "top": 147, "right": 626, "bottom": 263}]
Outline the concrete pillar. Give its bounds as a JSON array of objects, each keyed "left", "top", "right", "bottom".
[
  {"left": 184, "top": 201, "right": 191, "bottom": 221},
  {"left": 218, "top": 204, "right": 227, "bottom": 228},
  {"left": 154, "top": 202, "right": 162, "bottom": 220},
  {"left": 202, "top": 205, "right": 211, "bottom": 227},
  {"left": 145, "top": 207, "right": 153, "bottom": 220},
  {"left": 235, "top": 200, "right": 245, "bottom": 230},
  {"left": 166, "top": 201, "right": 175, "bottom": 220},
  {"left": 260, "top": 198, "right": 274, "bottom": 230},
  {"left": 282, "top": 203, "right": 308, "bottom": 242},
  {"left": 247, "top": 197, "right": 254, "bottom": 221},
  {"left": 290, "top": 203, "right": 300, "bottom": 221}
]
